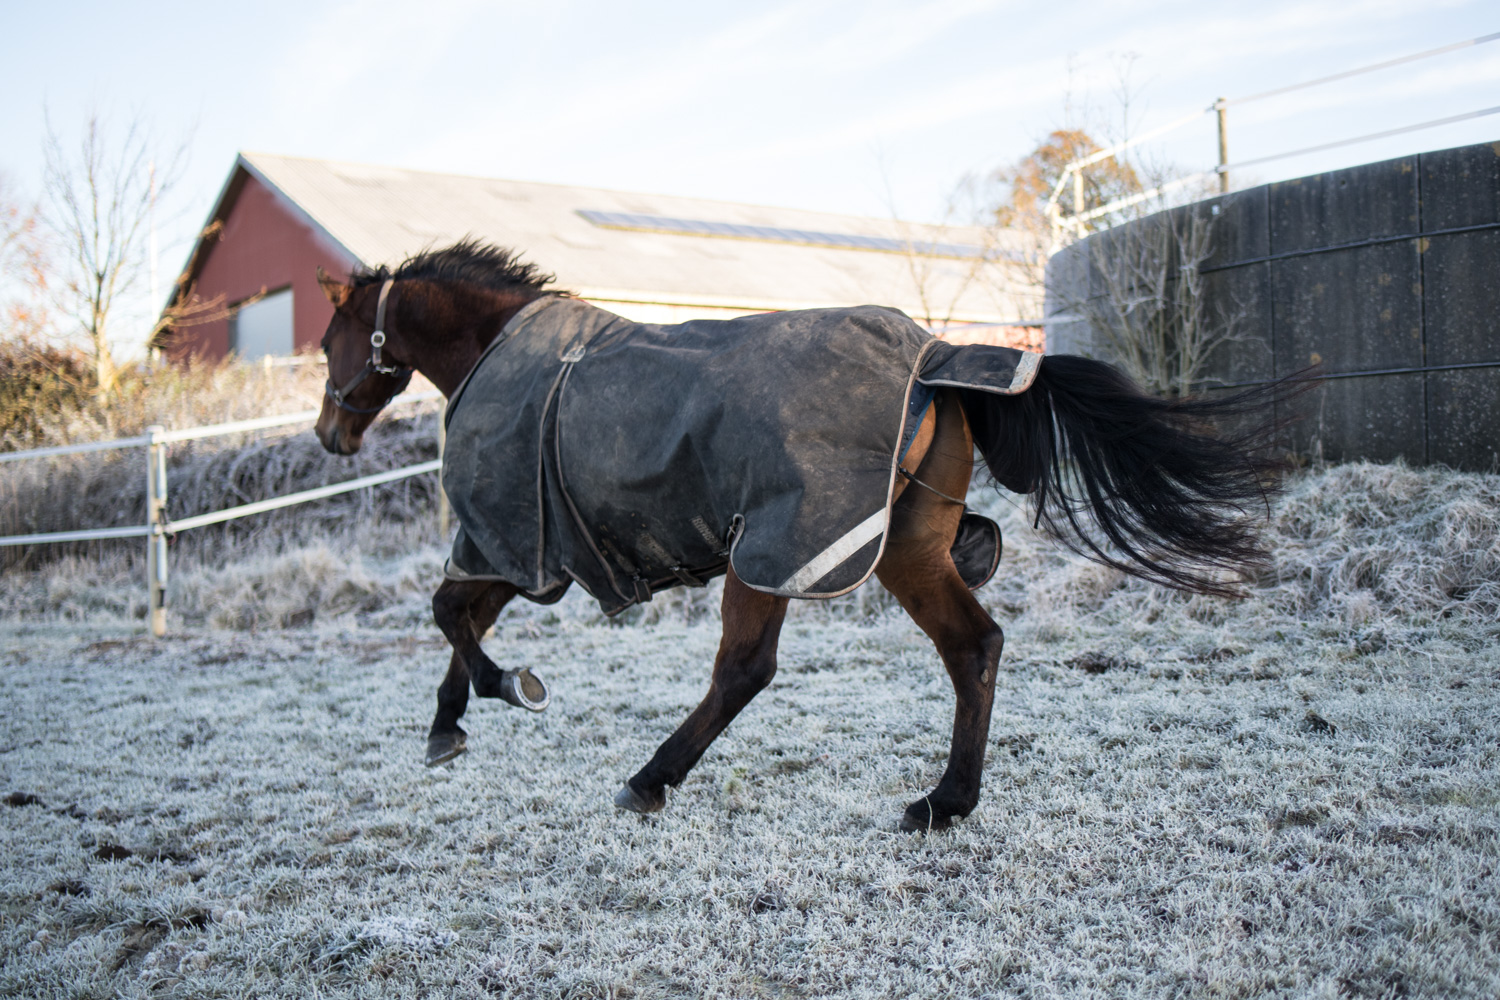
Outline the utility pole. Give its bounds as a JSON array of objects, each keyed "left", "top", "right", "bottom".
[{"left": 1215, "top": 98, "right": 1230, "bottom": 194}]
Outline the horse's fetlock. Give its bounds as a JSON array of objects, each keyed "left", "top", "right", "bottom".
[
  {"left": 429, "top": 706, "right": 466, "bottom": 733},
  {"left": 980, "top": 623, "right": 1004, "bottom": 664},
  {"left": 747, "top": 655, "right": 777, "bottom": 691},
  {"left": 469, "top": 662, "right": 507, "bottom": 698},
  {"left": 719, "top": 654, "right": 776, "bottom": 701}
]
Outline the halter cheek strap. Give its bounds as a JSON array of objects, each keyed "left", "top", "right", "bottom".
[{"left": 325, "top": 279, "right": 415, "bottom": 414}]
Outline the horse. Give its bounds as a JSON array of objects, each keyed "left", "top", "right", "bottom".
[{"left": 314, "top": 239, "right": 1284, "bottom": 832}]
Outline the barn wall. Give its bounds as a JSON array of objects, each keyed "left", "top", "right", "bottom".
[
  {"left": 172, "top": 172, "right": 356, "bottom": 360},
  {"left": 1045, "top": 141, "right": 1500, "bottom": 471}
]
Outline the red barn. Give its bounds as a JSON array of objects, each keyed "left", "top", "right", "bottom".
[
  {"left": 161, "top": 153, "right": 1042, "bottom": 360},
  {"left": 161, "top": 159, "right": 355, "bottom": 360}
]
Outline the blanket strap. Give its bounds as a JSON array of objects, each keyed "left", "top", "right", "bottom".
[
  {"left": 669, "top": 565, "right": 706, "bottom": 587},
  {"left": 898, "top": 468, "right": 965, "bottom": 506}
]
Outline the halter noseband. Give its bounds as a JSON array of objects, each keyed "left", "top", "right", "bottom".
[{"left": 325, "top": 278, "right": 415, "bottom": 414}]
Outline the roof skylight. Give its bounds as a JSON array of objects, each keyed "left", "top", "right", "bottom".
[{"left": 577, "top": 209, "right": 1011, "bottom": 261}]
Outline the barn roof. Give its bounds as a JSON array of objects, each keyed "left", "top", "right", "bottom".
[{"left": 177, "top": 152, "right": 1040, "bottom": 325}]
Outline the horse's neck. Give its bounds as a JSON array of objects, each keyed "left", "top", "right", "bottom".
[{"left": 404, "top": 287, "right": 542, "bottom": 397}]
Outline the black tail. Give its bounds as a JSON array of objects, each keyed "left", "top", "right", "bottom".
[{"left": 960, "top": 354, "right": 1300, "bottom": 598}]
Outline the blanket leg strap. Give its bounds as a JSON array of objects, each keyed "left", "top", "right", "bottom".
[{"left": 899, "top": 467, "right": 966, "bottom": 507}]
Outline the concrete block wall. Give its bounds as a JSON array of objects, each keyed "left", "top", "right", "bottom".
[{"left": 1045, "top": 141, "right": 1500, "bottom": 470}]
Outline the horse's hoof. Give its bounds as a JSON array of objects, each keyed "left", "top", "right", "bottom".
[
  {"left": 899, "top": 798, "right": 955, "bottom": 833},
  {"left": 501, "top": 669, "right": 550, "bottom": 713},
  {"left": 613, "top": 783, "right": 664, "bottom": 814},
  {"left": 425, "top": 732, "right": 467, "bottom": 767}
]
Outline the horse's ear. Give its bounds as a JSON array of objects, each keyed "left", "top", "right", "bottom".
[{"left": 317, "top": 266, "right": 351, "bottom": 308}]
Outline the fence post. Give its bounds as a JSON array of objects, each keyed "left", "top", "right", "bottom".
[
  {"left": 436, "top": 412, "right": 450, "bottom": 540},
  {"left": 145, "top": 425, "right": 168, "bottom": 637},
  {"left": 1215, "top": 97, "right": 1230, "bottom": 193}
]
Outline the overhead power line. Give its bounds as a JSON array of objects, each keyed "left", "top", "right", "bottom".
[{"left": 1229, "top": 30, "right": 1500, "bottom": 106}]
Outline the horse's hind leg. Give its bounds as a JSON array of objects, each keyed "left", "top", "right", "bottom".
[
  {"left": 615, "top": 567, "right": 789, "bottom": 813},
  {"left": 428, "top": 579, "right": 520, "bottom": 766},
  {"left": 878, "top": 390, "right": 1004, "bottom": 831},
  {"left": 879, "top": 550, "right": 1003, "bottom": 830}
]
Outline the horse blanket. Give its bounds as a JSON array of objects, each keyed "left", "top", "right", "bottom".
[{"left": 441, "top": 296, "right": 1040, "bottom": 615}]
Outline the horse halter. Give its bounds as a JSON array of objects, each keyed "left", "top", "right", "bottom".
[{"left": 324, "top": 279, "right": 415, "bottom": 414}]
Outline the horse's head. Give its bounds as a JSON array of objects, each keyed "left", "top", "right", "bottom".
[{"left": 315, "top": 268, "right": 414, "bottom": 455}]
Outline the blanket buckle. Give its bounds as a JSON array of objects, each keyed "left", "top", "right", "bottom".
[{"left": 669, "top": 565, "right": 706, "bottom": 588}]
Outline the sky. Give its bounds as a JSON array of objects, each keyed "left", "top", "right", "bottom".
[{"left": 2, "top": 0, "right": 1497, "bottom": 349}]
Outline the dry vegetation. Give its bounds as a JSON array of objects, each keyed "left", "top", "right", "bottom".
[
  {"left": 0, "top": 351, "right": 443, "bottom": 574},
  {"left": 0, "top": 345, "right": 339, "bottom": 454},
  {"left": 0, "top": 430, "right": 1497, "bottom": 996}
]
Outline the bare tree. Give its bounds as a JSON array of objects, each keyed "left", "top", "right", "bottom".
[
  {"left": 878, "top": 166, "right": 1039, "bottom": 339},
  {"left": 42, "top": 109, "right": 187, "bottom": 395},
  {"left": 1082, "top": 207, "right": 1241, "bottom": 396},
  {"left": 146, "top": 220, "right": 258, "bottom": 359},
  {"left": 897, "top": 226, "right": 998, "bottom": 331},
  {"left": 0, "top": 175, "right": 50, "bottom": 343}
]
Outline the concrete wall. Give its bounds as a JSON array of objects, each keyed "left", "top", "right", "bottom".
[{"left": 1046, "top": 141, "right": 1500, "bottom": 470}]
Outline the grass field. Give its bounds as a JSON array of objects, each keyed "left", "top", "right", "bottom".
[{"left": 0, "top": 462, "right": 1497, "bottom": 998}]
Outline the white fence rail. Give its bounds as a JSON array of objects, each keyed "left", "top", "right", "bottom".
[{"left": 0, "top": 391, "right": 445, "bottom": 636}]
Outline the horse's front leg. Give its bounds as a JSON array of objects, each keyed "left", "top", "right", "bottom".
[
  {"left": 427, "top": 579, "right": 513, "bottom": 765},
  {"left": 615, "top": 568, "right": 788, "bottom": 813},
  {"left": 428, "top": 579, "right": 548, "bottom": 766}
]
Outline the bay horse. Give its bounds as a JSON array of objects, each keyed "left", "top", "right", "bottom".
[{"left": 315, "top": 240, "right": 1282, "bottom": 832}]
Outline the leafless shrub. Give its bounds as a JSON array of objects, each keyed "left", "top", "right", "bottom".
[
  {"left": 1080, "top": 207, "right": 1238, "bottom": 397},
  {"left": 0, "top": 405, "right": 440, "bottom": 573},
  {"left": 0, "top": 352, "right": 442, "bottom": 571}
]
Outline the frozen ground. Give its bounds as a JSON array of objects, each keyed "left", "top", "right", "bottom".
[{"left": 0, "top": 463, "right": 1497, "bottom": 998}]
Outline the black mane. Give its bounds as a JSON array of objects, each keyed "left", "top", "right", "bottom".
[{"left": 352, "top": 238, "right": 556, "bottom": 294}]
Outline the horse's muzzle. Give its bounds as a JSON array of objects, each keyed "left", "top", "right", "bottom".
[{"left": 315, "top": 419, "right": 362, "bottom": 456}]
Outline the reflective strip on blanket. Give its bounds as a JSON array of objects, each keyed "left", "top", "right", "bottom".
[{"left": 778, "top": 509, "right": 887, "bottom": 595}]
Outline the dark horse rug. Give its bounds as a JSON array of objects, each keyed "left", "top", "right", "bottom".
[{"left": 441, "top": 296, "right": 1040, "bottom": 615}]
